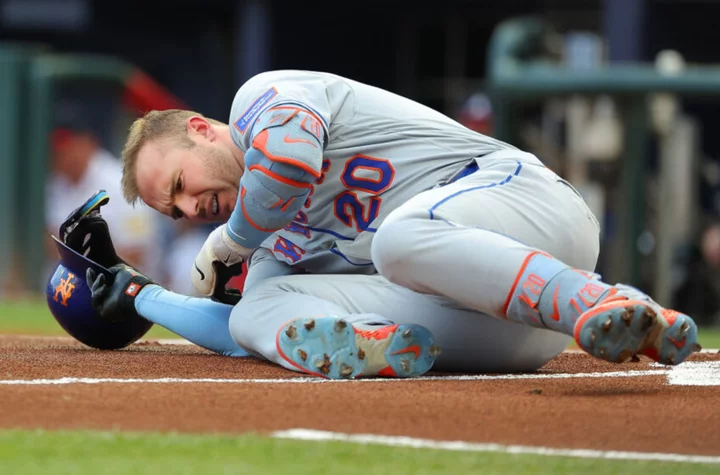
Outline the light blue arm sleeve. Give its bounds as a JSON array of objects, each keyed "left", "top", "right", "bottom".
[
  {"left": 226, "top": 106, "right": 325, "bottom": 249},
  {"left": 134, "top": 285, "right": 249, "bottom": 357}
]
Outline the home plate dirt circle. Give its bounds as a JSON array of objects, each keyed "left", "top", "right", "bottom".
[{"left": 1, "top": 335, "right": 719, "bottom": 456}]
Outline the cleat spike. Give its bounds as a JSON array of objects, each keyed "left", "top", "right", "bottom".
[
  {"left": 599, "top": 348, "right": 607, "bottom": 358},
  {"left": 621, "top": 308, "right": 634, "bottom": 325},
  {"left": 666, "top": 354, "right": 676, "bottom": 365},
  {"left": 630, "top": 355, "right": 641, "bottom": 363},
  {"left": 340, "top": 364, "right": 354, "bottom": 377},
  {"left": 314, "top": 354, "right": 332, "bottom": 375},
  {"left": 357, "top": 348, "right": 366, "bottom": 360},
  {"left": 400, "top": 359, "right": 411, "bottom": 372},
  {"left": 402, "top": 329, "right": 412, "bottom": 338},
  {"left": 589, "top": 332, "right": 597, "bottom": 344},
  {"left": 679, "top": 321, "right": 689, "bottom": 333},
  {"left": 297, "top": 349, "right": 308, "bottom": 362},
  {"left": 602, "top": 318, "right": 613, "bottom": 332},
  {"left": 692, "top": 343, "right": 702, "bottom": 353},
  {"left": 429, "top": 345, "right": 442, "bottom": 357},
  {"left": 641, "top": 310, "right": 656, "bottom": 331},
  {"left": 285, "top": 325, "right": 298, "bottom": 340},
  {"left": 304, "top": 319, "right": 315, "bottom": 331},
  {"left": 617, "top": 349, "right": 633, "bottom": 362},
  {"left": 334, "top": 319, "right": 348, "bottom": 332}
]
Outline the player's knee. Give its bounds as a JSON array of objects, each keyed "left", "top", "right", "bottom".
[
  {"left": 228, "top": 301, "right": 257, "bottom": 349},
  {"left": 372, "top": 219, "right": 416, "bottom": 283},
  {"left": 228, "top": 277, "right": 287, "bottom": 348}
]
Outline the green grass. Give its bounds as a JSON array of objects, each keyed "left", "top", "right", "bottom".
[
  {"left": 0, "top": 298, "right": 176, "bottom": 339},
  {"left": 0, "top": 430, "right": 716, "bottom": 475},
  {"left": 2, "top": 298, "right": 720, "bottom": 348}
]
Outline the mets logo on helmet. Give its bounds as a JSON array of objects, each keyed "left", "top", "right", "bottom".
[{"left": 53, "top": 271, "right": 76, "bottom": 307}]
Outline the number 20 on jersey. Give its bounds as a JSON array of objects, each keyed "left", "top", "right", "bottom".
[{"left": 334, "top": 155, "right": 395, "bottom": 232}]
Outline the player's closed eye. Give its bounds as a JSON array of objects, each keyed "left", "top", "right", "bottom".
[{"left": 171, "top": 176, "right": 184, "bottom": 220}]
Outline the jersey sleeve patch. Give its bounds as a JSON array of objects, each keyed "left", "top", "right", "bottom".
[
  {"left": 234, "top": 87, "right": 278, "bottom": 134},
  {"left": 249, "top": 108, "right": 325, "bottom": 179},
  {"left": 262, "top": 106, "right": 325, "bottom": 143}
]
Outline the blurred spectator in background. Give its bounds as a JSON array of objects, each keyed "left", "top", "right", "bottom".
[
  {"left": 457, "top": 93, "right": 493, "bottom": 136},
  {"left": 672, "top": 156, "right": 720, "bottom": 326},
  {"left": 673, "top": 222, "right": 720, "bottom": 326},
  {"left": 44, "top": 105, "right": 163, "bottom": 281}
]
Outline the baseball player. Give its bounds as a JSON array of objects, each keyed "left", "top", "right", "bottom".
[{"left": 95, "top": 70, "right": 701, "bottom": 379}]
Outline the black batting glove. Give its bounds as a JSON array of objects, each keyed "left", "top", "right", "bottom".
[
  {"left": 86, "top": 265, "right": 155, "bottom": 323},
  {"left": 211, "top": 261, "right": 243, "bottom": 305},
  {"left": 60, "top": 190, "right": 131, "bottom": 269}
]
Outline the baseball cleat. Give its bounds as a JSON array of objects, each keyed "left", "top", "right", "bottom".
[
  {"left": 574, "top": 285, "right": 701, "bottom": 365},
  {"left": 276, "top": 316, "right": 440, "bottom": 379}
]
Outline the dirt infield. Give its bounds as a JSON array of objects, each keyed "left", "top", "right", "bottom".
[{"left": 1, "top": 335, "right": 719, "bottom": 456}]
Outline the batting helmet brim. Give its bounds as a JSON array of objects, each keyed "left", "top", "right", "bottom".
[{"left": 47, "top": 235, "right": 154, "bottom": 350}]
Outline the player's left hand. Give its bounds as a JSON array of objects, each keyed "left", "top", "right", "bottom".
[{"left": 191, "top": 224, "right": 250, "bottom": 304}]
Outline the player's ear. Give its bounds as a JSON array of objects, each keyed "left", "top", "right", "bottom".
[{"left": 186, "top": 116, "right": 216, "bottom": 142}]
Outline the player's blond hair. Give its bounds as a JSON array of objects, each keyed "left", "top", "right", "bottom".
[{"left": 121, "top": 109, "right": 224, "bottom": 205}]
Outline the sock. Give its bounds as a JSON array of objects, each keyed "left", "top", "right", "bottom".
[
  {"left": 135, "top": 285, "right": 249, "bottom": 357},
  {"left": 505, "top": 252, "right": 616, "bottom": 334}
]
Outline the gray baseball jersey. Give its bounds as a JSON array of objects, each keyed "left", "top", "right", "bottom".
[
  {"left": 227, "top": 70, "right": 516, "bottom": 274},
  {"left": 227, "top": 156, "right": 601, "bottom": 374}
]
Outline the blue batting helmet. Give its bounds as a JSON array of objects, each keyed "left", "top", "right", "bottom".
[{"left": 46, "top": 235, "right": 154, "bottom": 350}]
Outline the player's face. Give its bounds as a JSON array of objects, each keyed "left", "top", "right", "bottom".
[{"left": 135, "top": 138, "right": 242, "bottom": 223}]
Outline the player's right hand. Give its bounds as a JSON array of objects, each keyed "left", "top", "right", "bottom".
[
  {"left": 191, "top": 224, "right": 249, "bottom": 303},
  {"left": 86, "top": 265, "right": 154, "bottom": 323}
]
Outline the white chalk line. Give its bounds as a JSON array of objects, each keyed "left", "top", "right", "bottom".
[
  {"left": 0, "top": 369, "right": 680, "bottom": 386},
  {"left": 650, "top": 361, "right": 720, "bottom": 385},
  {"left": 152, "top": 338, "right": 194, "bottom": 345},
  {"left": 1, "top": 363, "right": 717, "bottom": 385},
  {"left": 271, "top": 429, "right": 720, "bottom": 464}
]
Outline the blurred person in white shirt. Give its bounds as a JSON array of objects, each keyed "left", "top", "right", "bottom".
[{"left": 45, "top": 112, "right": 164, "bottom": 281}]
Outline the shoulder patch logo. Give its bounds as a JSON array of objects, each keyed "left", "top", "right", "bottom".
[{"left": 234, "top": 87, "right": 279, "bottom": 134}]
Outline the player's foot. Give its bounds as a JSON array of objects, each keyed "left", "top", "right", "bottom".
[
  {"left": 276, "top": 316, "right": 441, "bottom": 379},
  {"left": 574, "top": 284, "right": 702, "bottom": 365}
]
